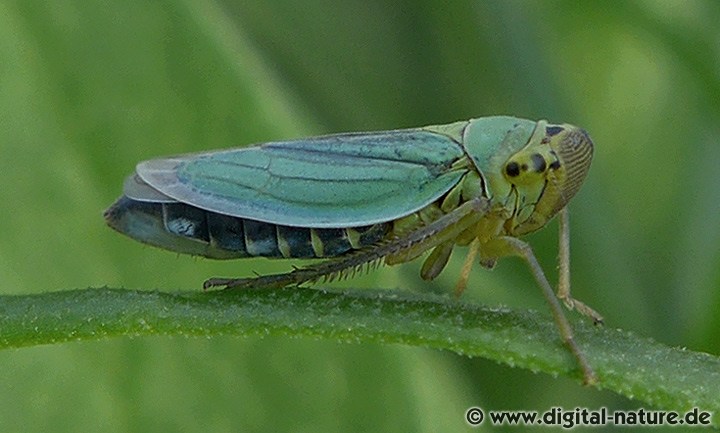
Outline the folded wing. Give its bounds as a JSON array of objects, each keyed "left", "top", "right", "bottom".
[{"left": 133, "top": 130, "right": 466, "bottom": 228}]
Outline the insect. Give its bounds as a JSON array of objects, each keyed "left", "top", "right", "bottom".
[{"left": 105, "top": 116, "right": 602, "bottom": 384}]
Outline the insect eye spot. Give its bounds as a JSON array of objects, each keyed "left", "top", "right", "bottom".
[
  {"left": 530, "top": 153, "right": 547, "bottom": 173},
  {"left": 546, "top": 126, "right": 565, "bottom": 136},
  {"left": 505, "top": 161, "right": 520, "bottom": 177}
]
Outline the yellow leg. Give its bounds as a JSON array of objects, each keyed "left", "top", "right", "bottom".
[
  {"left": 385, "top": 198, "right": 489, "bottom": 266},
  {"left": 557, "top": 208, "right": 603, "bottom": 324},
  {"left": 483, "top": 235, "right": 598, "bottom": 385},
  {"left": 454, "top": 237, "right": 480, "bottom": 298},
  {"left": 420, "top": 241, "right": 454, "bottom": 281}
]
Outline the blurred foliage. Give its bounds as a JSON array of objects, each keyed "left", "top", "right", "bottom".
[{"left": 0, "top": 0, "right": 718, "bottom": 431}]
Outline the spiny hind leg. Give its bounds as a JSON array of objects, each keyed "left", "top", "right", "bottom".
[
  {"left": 204, "top": 272, "right": 303, "bottom": 290},
  {"left": 207, "top": 198, "right": 490, "bottom": 291},
  {"left": 556, "top": 208, "right": 603, "bottom": 324}
]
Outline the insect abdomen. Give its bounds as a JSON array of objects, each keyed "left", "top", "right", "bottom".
[{"left": 104, "top": 196, "right": 390, "bottom": 259}]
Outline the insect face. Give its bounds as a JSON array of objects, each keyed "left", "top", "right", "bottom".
[{"left": 503, "top": 123, "right": 594, "bottom": 236}]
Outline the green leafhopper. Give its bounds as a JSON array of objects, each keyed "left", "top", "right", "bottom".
[{"left": 105, "top": 116, "right": 601, "bottom": 384}]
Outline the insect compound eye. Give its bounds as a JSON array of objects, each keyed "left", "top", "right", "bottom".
[
  {"left": 530, "top": 153, "right": 547, "bottom": 173},
  {"left": 505, "top": 161, "right": 521, "bottom": 177},
  {"left": 548, "top": 150, "right": 561, "bottom": 170},
  {"left": 546, "top": 126, "right": 565, "bottom": 136}
]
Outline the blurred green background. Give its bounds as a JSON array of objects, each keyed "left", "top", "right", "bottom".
[{"left": 1, "top": 0, "right": 719, "bottom": 431}]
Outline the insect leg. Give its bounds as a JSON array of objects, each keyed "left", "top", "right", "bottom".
[
  {"left": 557, "top": 208, "right": 604, "bottom": 324},
  {"left": 455, "top": 238, "right": 480, "bottom": 298},
  {"left": 204, "top": 198, "right": 490, "bottom": 291},
  {"left": 482, "top": 235, "right": 597, "bottom": 385},
  {"left": 419, "top": 241, "right": 454, "bottom": 281},
  {"left": 454, "top": 237, "right": 481, "bottom": 297}
]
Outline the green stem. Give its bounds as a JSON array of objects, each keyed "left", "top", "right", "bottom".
[{"left": 0, "top": 287, "right": 717, "bottom": 419}]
